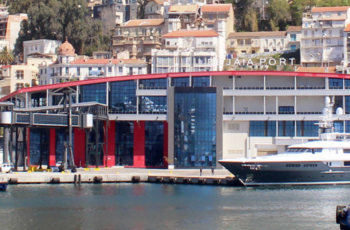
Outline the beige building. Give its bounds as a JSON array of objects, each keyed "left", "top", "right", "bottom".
[
  {"left": 166, "top": 5, "right": 200, "bottom": 32},
  {"left": 301, "top": 6, "right": 350, "bottom": 67},
  {"left": 227, "top": 31, "right": 287, "bottom": 56},
  {"left": 201, "top": 4, "right": 234, "bottom": 51},
  {"left": 112, "top": 19, "right": 165, "bottom": 62},
  {"left": 144, "top": 0, "right": 166, "bottom": 19},
  {"left": 286, "top": 26, "right": 302, "bottom": 50},
  {"left": 0, "top": 64, "right": 38, "bottom": 97},
  {"left": 0, "top": 13, "right": 27, "bottom": 50}
]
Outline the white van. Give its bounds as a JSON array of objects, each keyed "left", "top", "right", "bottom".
[{"left": 0, "top": 163, "right": 14, "bottom": 173}]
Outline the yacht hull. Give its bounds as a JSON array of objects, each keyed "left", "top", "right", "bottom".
[{"left": 219, "top": 160, "right": 350, "bottom": 186}]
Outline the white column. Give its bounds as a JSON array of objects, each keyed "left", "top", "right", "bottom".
[
  {"left": 232, "top": 75, "right": 235, "bottom": 90},
  {"left": 209, "top": 75, "right": 212, "bottom": 86},
  {"left": 325, "top": 77, "right": 329, "bottom": 90},
  {"left": 294, "top": 96, "right": 297, "bottom": 115},
  {"left": 264, "top": 96, "right": 266, "bottom": 115},
  {"left": 276, "top": 96, "right": 278, "bottom": 114},
  {"left": 294, "top": 75, "right": 297, "bottom": 90},
  {"left": 264, "top": 75, "right": 266, "bottom": 90},
  {"left": 233, "top": 96, "right": 235, "bottom": 115}
]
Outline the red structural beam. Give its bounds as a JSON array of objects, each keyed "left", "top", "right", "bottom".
[{"left": 1, "top": 70, "right": 350, "bottom": 102}]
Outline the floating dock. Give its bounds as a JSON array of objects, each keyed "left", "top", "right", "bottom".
[{"left": 0, "top": 168, "right": 241, "bottom": 186}]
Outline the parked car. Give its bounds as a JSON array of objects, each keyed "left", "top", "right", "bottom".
[{"left": 0, "top": 163, "right": 14, "bottom": 173}]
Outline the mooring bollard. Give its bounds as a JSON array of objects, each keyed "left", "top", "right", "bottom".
[
  {"left": 78, "top": 174, "right": 81, "bottom": 184},
  {"left": 74, "top": 174, "right": 77, "bottom": 184}
]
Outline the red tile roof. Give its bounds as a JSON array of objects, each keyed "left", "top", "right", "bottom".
[
  {"left": 123, "top": 19, "right": 164, "bottom": 27},
  {"left": 168, "top": 5, "right": 199, "bottom": 13},
  {"left": 345, "top": 23, "right": 350, "bottom": 32},
  {"left": 69, "top": 59, "right": 146, "bottom": 65},
  {"left": 297, "top": 67, "right": 336, "bottom": 73},
  {"left": 201, "top": 4, "right": 231, "bottom": 13},
  {"left": 228, "top": 31, "right": 286, "bottom": 38},
  {"left": 163, "top": 30, "right": 219, "bottom": 38},
  {"left": 311, "top": 7, "right": 349, "bottom": 13},
  {"left": 287, "top": 26, "right": 302, "bottom": 32}
]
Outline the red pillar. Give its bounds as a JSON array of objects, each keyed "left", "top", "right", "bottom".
[
  {"left": 74, "top": 128, "right": 86, "bottom": 167},
  {"left": 133, "top": 121, "right": 145, "bottom": 167},
  {"left": 49, "top": 129, "right": 56, "bottom": 166},
  {"left": 105, "top": 121, "right": 115, "bottom": 167},
  {"left": 163, "top": 121, "right": 168, "bottom": 168}
]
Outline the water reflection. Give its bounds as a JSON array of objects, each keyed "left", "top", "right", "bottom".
[{"left": 0, "top": 184, "right": 348, "bottom": 230}]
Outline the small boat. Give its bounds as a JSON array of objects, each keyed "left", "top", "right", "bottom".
[
  {"left": 0, "top": 178, "right": 8, "bottom": 191},
  {"left": 219, "top": 96, "right": 350, "bottom": 186}
]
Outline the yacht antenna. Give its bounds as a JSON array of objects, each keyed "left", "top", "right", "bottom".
[{"left": 316, "top": 96, "right": 343, "bottom": 133}]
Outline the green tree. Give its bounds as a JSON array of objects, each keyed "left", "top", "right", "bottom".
[
  {"left": 0, "top": 47, "right": 14, "bottom": 65},
  {"left": 267, "top": 0, "right": 290, "bottom": 31},
  {"left": 290, "top": 0, "right": 317, "bottom": 26},
  {"left": 243, "top": 8, "right": 259, "bottom": 32},
  {"left": 317, "top": 0, "right": 350, "bottom": 7},
  {"left": 10, "top": 0, "right": 104, "bottom": 55},
  {"left": 226, "top": 0, "right": 256, "bottom": 32}
]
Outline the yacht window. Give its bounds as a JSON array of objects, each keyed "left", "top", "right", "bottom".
[
  {"left": 344, "top": 149, "right": 350, "bottom": 153},
  {"left": 345, "top": 161, "right": 350, "bottom": 166},
  {"left": 286, "top": 164, "right": 301, "bottom": 167},
  {"left": 313, "top": 148, "right": 322, "bottom": 153},
  {"left": 303, "top": 164, "right": 317, "bottom": 167}
]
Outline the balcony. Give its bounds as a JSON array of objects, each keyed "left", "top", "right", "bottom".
[
  {"left": 143, "top": 36, "right": 162, "bottom": 45},
  {"left": 234, "top": 111, "right": 264, "bottom": 115},
  {"left": 125, "top": 38, "right": 141, "bottom": 45},
  {"left": 113, "top": 40, "right": 125, "bottom": 45}
]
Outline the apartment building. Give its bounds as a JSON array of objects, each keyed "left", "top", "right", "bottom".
[
  {"left": 111, "top": 19, "right": 165, "bottom": 62},
  {"left": 0, "top": 64, "right": 38, "bottom": 96},
  {"left": 201, "top": 4, "right": 234, "bottom": 49},
  {"left": 301, "top": 7, "right": 350, "bottom": 67},
  {"left": 152, "top": 30, "right": 224, "bottom": 73},
  {"left": 94, "top": 0, "right": 137, "bottom": 27},
  {"left": 144, "top": 0, "right": 166, "bottom": 19},
  {"left": 286, "top": 26, "right": 301, "bottom": 50},
  {"left": 166, "top": 5, "right": 200, "bottom": 32},
  {"left": 0, "top": 13, "right": 27, "bottom": 50},
  {"left": 227, "top": 31, "right": 287, "bottom": 56},
  {"left": 23, "top": 39, "right": 62, "bottom": 64},
  {"left": 38, "top": 39, "right": 147, "bottom": 85}
]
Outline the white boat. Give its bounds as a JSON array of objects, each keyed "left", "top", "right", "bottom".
[{"left": 219, "top": 96, "right": 350, "bottom": 186}]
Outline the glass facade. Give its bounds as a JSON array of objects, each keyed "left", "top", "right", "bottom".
[
  {"left": 346, "top": 96, "right": 350, "bottom": 114},
  {"left": 250, "top": 121, "right": 276, "bottom": 137},
  {"left": 334, "top": 121, "right": 344, "bottom": 133},
  {"left": 174, "top": 87, "right": 216, "bottom": 167},
  {"left": 192, "top": 77, "right": 210, "bottom": 87},
  {"left": 110, "top": 81, "right": 137, "bottom": 113},
  {"left": 87, "top": 120, "right": 105, "bottom": 166},
  {"left": 346, "top": 121, "right": 350, "bottom": 133},
  {"left": 297, "top": 121, "right": 318, "bottom": 137},
  {"left": 329, "top": 78, "right": 343, "bottom": 89},
  {"left": 145, "top": 121, "right": 164, "bottom": 166},
  {"left": 172, "top": 77, "right": 189, "bottom": 87},
  {"left": 345, "top": 79, "right": 350, "bottom": 89},
  {"left": 140, "top": 96, "right": 167, "bottom": 114},
  {"left": 115, "top": 121, "right": 134, "bottom": 166},
  {"left": 80, "top": 83, "right": 106, "bottom": 104},
  {"left": 140, "top": 79, "right": 167, "bottom": 89},
  {"left": 278, "top": 121, "right": 295, "bottom": 137},
  {"left": 278, "top": 106, "right": 294, "bottom": 114},
  {"left": 29, "top": 128, "right": 49, "bottom": 165},
  {"left": 55, "top": 128, "right": 75, "bottom": 163}
]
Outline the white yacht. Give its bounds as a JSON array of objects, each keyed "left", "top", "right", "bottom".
[{"left": 219, "top": 96, "right": 350, "bottom": 186}]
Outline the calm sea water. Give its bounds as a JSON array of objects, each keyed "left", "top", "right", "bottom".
[{"left": 0, "top": 183, "right": 347, "bottom": 230}]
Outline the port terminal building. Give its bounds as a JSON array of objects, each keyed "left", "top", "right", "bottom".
[{"left": 0, "top": 70, "right": 349, "bottom": 169}]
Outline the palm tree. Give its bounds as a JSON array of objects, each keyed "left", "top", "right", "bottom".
[{"left": 0, "top": 46, "right": 14, "bottom": 65}]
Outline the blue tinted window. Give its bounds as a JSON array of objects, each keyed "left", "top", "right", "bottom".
[
  {"left": 140, "top": 79, "right": 167, "bottom": 89},
  {"left": 80, "top": 83, "right": 106, "bottom": 104},
  {"left": 172, "top": 77, "right": 189, "bottom": 86},
  {"left": 29, "top": 128, "right": 49, "bottom": 165},
  {"left": 345, "top": 96, "right": 350, "bottom": 114},
  {"left": 279, "top": 106, "right": 294, "bottom": 113},
  {"left": 250, "top": 121, "right": 276, "bottom": 137},
  {"left": 278, "top": 121, "right": 295, "bottom": 137},
  {"left": 145, "top": 121, "right": 164, "bottom": 166},
  {"left": 87, "top": 120, "right": 104, "bottom": 166},
  {"left": 297, "top": 121, "right": 318, "bottom": 137},
  {"left": 345, "top": 121, "right": 350, "bottom": 133},
  {"left": 140, "top": 96, "right": 167, "bottom": 114},
  {"left": 329, "top": 78, "right": 343, "bottom": 89},
  {"left": 115, "top": 121, "right": 134, "bottom": 166},
  {"left": 192, "top": 77, "right": 210, "bottom": 87},
  {"left": 345, "top": 79, "right": 350, "bottom": 88},
  {"left": 110, "top": 81, "right": 137, "bottom": 114},
  {"left": 174, "top": 87, "right": 216, "bottom": 167},
  {"left": 55, "top": 128, "right": 74, "bottom": 163},
  {"left": 334, "top": 121, "right": 344, "bottom": 133}
]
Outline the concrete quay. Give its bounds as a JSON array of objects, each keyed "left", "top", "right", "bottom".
[{"left": 0, "top": 168, "right": 241, "bottom": 186}]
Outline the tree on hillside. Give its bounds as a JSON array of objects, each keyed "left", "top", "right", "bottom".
[
  {"left": 266, "top": 0, "right": 290, "bottom": 31},
  {"left": 226, "top": 0, "right": 256, "bottom": 32},
  {"left": 0, "top": 47, "right": 14, "bottom": 65},
  {"left": 317, "top": 0, "right": 350, "bottom": 7},
  {"left": 10, "top": 0, "right": 104, "bottom": 55},
  {"left": 290, "top": 0, "right": 317, "bottom": 26},
  {"left": 137, "top": 0, "right": 148, "bottom": 19},
  {"left": 243, "top": 8, "right": 259, "bottom": 32}
]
